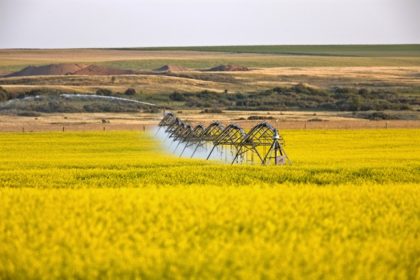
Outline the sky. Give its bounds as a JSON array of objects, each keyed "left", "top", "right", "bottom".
[{"left": 0, "top": 0, "right": 419, "bottom": 48}]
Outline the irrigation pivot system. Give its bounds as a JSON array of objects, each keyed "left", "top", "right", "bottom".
[{"left": 156, "top": 112, "right": 290, "bottom": 165}]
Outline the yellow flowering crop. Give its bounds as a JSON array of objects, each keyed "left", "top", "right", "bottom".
[{"left": 0, "top": 129, "right": 419, "bottom": 279}]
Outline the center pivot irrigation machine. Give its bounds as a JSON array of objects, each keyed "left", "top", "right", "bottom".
[{"left": 155, "top": 112, "right": 290, "bottom": 165}]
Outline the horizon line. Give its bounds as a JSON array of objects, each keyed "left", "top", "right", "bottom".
[{"left": 1, "top": 43, "right": 420, "bottom": 51}]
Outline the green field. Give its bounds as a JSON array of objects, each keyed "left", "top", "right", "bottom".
[
  {"left": 0, "top": 129, "right": 419, "bottom": 278},
  {"left": 104, "top": 44, "right": 420, "bottom": 69},
  {"left": 1, "top": 45, "right": 420, "bottom": 74},
  {"left": 3, "top": 54, "right": 420, "bottom": 74},
  {"left": 101, "top": 56, "right": 420, "bottom": 70},
  {"left": 122, "top": 44, "right": 420, "bottom": 57}
]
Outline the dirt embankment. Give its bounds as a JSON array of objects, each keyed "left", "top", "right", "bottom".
[
  {"left": 5, "top": 63, "right": 251, "bottom": 79},
  {"left": 71, "top": 65, "right": 133, "bottom": 75},
  {"left": 207, "top": 64, "right": 250, "bottom": 71},
  {"left": 5, "top": 63, "right": 253, "bottom": 78},
  {"left": 154, "top": 65, "right": 190, "bottom": 72},
  {"left": 7, "top": 64, "right": 88, "bottom": 77},
  {"left": 6, "top": 63, "right": 133, "bottom": 77}
]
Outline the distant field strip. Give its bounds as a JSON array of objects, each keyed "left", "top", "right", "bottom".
[
  {"left": 0, "top": 130, "right": 419, "bottom": 278},
  {"left": 125, "top": 44, "right": 420, "bottom": 57},
  {"left": 100, "top": 56, "right": 420, "bottom": 69},
  {"left": 4, "top": 56, "right": 420, "bottom": 73},
  {"left": 1, "top": 45, "right": 420, "bottom": 73}
]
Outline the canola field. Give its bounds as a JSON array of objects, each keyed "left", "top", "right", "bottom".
[{"left": 0, "top": 129, "right": 419, "bottom": 279}]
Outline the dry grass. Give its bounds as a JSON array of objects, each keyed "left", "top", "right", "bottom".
[
  {"left": 1, "top": 49, "right": 420, "bottom": 95},
  {"left": 250, "top": 66, "right": 420, "bottom": 86},
  {"left": 2, "top": 49, "right": 420, "bottom": 73},
  {"left": 0, "top": 112, "right": 419, "bottom": 132},
  {"left": 1, "top": 66, "right": 420, "bottom": 95}
]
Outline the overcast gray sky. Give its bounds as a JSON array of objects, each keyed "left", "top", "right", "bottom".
[{"left": 0, "top": 0, "right": 419, "bottom": 48}]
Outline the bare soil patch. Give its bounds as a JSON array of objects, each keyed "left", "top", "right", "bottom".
[
  {"left": 72, "top": 65, "right": 134, "bottom": 75},
  {"left": 154, "top": 65, "right": 190, "bottom": 72},
  {"left": 7, "top": 64, "right": 88, "bottom": 77},
  {"left": 6, "top": 63, "right": 134, "bottom": 77},
  {"left": 208, "top": 64, "right": 250, "bottom": 71}
]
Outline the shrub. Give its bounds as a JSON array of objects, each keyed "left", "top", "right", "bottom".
[
  {"left": 16, "top": 111, "right": 41, "bottom": 117},
  {"left": 272, "top": 87, "right": 286, "bottom": 94},
  {"left": 308, "top": 118, "right": 324, "bottom": 122},
  {"left": 169, "top": 92, "right": 186, "bottom": 101},
  {"left": 16, "top": 93, "right": 26, "bottom": 99},
  {"left": 96, "top": 88, "right": 113, "bottom": 96},
  {"left": 83, "top": 104, "right": 101, "bottom": 112},
  {"left": 367, "top": 111, "right": 394, "bottom": 120},
  {"left": 358, "top": 88, "right": 369, "bottom": 96},
  {"left": 247, "top": 115, "right": 275, "bottom": 120},
  {"left": 144, "top": 107, "right": 160, "bottom": 113},
  {"left": 124, "top": 88, "right": 136, "bottom": 96},
  {"left": 26, "top": 89, "right": 43, "bottom": 97},
  {"left": 292, "top": 83, "right": 312, "bottom": 94},
  {"left": 0, "top": 87, "right": 9, "bottom": 102},
  {"left": 200, "top": 108, "right": 223, "bottom": 114}
]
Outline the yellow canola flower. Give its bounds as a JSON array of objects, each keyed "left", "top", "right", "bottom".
[{"left": 0, "top": 129, "right": 419, "bottom": 279}]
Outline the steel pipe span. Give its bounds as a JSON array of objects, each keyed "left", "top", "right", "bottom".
[{"left": 156, "top": 112, "right": 290, "bottom": 165}]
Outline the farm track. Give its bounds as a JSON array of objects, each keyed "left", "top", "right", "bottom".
[{"left": 0, "top": 113, "right": 419, "bottom": 132}]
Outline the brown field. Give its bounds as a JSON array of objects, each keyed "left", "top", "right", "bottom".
[
  {"left": 0, "top": 49, "right": 229, "bottom": 68},
  {"left": 1, "top": 48, "right": 420, "bottom": 96},
  {"left": 1, "top": 66, "right": 420, "bottom": 96},
  {"left": 1, "top": 48, "right": 419, "bottom": 126},
  {"left": 2, "top": 48, "right": 420, "bottom": 69},
  {"left": 1, "top": 111, "right": 419, "bottom": 132}
]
